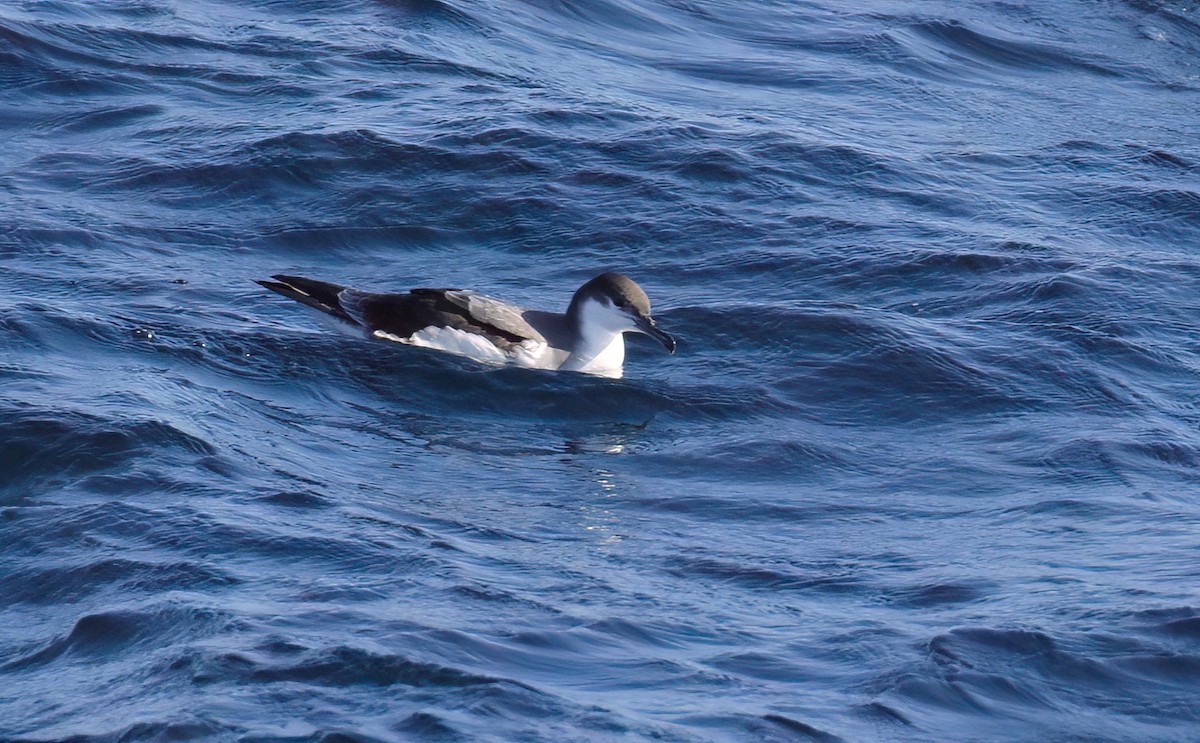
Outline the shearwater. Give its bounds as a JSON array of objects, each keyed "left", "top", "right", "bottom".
[{"left": 257, "top": 271, "right": 676, "bottom": 378}]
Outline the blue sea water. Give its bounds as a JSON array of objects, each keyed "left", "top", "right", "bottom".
[{"left": 3, "top": 0, "right": 1200, "bottom": 740}]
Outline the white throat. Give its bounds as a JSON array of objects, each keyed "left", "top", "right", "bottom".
[{"left": 561, "top": 297, "right": 631, "bottom": 377}]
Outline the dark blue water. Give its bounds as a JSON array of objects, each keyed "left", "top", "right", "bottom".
[{"left": 3, "top": 0, "right": 1200, "bottom": 740}]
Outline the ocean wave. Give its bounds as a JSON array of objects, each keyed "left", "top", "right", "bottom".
[{"left": 4, "top": 0, "right": 1200, "bottom": 740}]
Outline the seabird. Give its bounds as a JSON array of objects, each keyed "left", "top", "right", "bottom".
[{"left": 256, "top": 271, "right": 676, "bottom": 378}]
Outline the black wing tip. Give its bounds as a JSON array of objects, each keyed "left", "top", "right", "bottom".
[
  {"left": 262, "top": 274, "right": 306, "bottom": 288},
  {"left": 257, "top": 275, "right": 327, "bottom": 298},
  {"left": 257, "top": 277, "right": 301, "bottom": 296},
  {"left": 255, "top": 274, "right": 362, "bottom": 327}
]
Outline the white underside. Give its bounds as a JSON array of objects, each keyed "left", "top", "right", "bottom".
[
  {"left": 373, "top": 325, "right": 625, "bottom": 379},
  {"left": 558, "top": 332, "right": 625, "bottom": 377}
]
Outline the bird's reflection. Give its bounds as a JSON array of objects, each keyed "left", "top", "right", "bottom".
[
  {"left": 560, "top": 422, "right": 645, "bottom": 457},
  {"left": 561, "top": 424, "right": 648, "bottom": 545}
]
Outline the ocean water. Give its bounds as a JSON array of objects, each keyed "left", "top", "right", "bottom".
[{"left": 2, "top": 0, "right": 1200, "bottom": 740}]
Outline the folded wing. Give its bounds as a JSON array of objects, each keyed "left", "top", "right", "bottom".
[{"left": 260, "top": 276, "right": 548, "bottom": 352}]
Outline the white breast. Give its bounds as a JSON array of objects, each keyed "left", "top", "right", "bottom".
[
  {"left": 569, "top": 334, "right": 625, "bottom": 378},
  {"left": 557, "top": 297, "right": 631, "bottom": 378}
]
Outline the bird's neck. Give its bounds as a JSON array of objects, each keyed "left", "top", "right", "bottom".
[
  {"left": 562, "top": 298, "right": 626, "bottom": 376},
  {"left": 564, "top": 328, "right": 625, "bottom": 376}
]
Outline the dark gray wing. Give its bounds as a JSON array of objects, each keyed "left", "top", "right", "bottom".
[
  {"left": 337, "top": 287, "right": 543, "bottom": 346},
  {"left": 438, "top": 290, "right": 547, "bottom": 343}
]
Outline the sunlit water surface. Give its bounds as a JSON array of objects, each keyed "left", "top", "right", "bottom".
[{"left": 3, "top": 1, "right": 1200, "bottom": 740}]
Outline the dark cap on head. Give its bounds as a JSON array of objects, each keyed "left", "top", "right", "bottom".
[
  {"left": 569, "top": 272, "right": 675, "bottom": 354},
  {"left": 576, "top": 272, "right": 652, "bottom": 315}
]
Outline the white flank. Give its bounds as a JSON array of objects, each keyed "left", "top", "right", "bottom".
[
  {"left": 400, "top": 326, "right": 509, "bottom": 365},
  {"left": 511, "top": 339, "right": 556, "bottom": 369}
]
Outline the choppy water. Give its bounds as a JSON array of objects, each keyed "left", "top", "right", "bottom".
[{"left": 3, "top": 0, "right": 1200, "bottom": 740}]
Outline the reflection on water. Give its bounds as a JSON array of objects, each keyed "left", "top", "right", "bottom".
[{"left": 564, "top": 427, "right": 642, "bottom": 545}]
